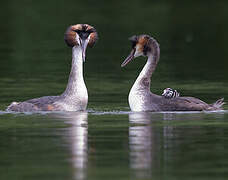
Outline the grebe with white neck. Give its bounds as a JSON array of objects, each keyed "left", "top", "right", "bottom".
[
  {"left": 121, "top": 34, "right": 225, "bottom": 111},
  {"left": 7, "top": 24, "right": 98, "bottom": 112}
]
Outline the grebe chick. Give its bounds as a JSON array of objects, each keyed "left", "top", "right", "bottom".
[
  {"left": 121, "top": 34, "right": 225, "bottom": 111},
  {"left": 162, "top": 88, "right": 180, "bottom": 98},
  {"left": 7, "top": 24, "right": 98, "bottom": 112}
]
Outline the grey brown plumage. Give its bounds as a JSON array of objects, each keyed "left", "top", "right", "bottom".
[
  {"left": 121, "top": 34, "right": 225, "bottom": 112},
  {"left": 7, "top": 24, "right": 98, "bottom": 112},
  {"left": 159, "top": 96, "right": 224, "bottom": 111},
  {"left": 6, "top": 96, "right": 60, "bottom": 112}
]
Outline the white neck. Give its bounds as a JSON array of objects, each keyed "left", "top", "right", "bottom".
[
  {"left": 128, "top": 39, "right": 160, "bottom": 112},
  {"left": 132, "top": 54, "right": 157, "bottom": 91},
  {"left": 61, "top": 46, "right": 87, "bottom": 99}
]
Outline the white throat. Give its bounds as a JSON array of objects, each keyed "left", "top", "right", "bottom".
[
  {"left": 128, "top": 54, "right": 157, "bottom": 111},
  {"left": 132, "top": 54, "right": 155, "bottom": 91},
  {"left": 60, "top": 46, "right": 88, "bottom": 107}
]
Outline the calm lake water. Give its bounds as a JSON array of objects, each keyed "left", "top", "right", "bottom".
[{"left": 0, "top": 0, "right": 228, "bottom": 180}]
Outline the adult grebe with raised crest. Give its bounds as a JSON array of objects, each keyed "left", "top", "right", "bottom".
[{"left": 7, "top": 24, "right": 98, "bottom": 112}]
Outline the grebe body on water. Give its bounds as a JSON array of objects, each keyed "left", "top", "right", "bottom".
[
  {"left": 121, "top": 34, "right": 224, "bottom": 111},
  {"left": 7, "top": 24, "right": 98, "bottom": 112}
]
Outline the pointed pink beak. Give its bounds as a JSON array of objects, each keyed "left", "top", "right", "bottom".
[{"left": 121, "top": 48, "right": 136, "bottom": 67}]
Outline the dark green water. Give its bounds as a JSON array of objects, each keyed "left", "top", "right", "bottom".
[{"left": 1, "top": 0, "right": 228, "bottom": 179}]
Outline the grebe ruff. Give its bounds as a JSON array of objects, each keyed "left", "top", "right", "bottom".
[{"left": 7, "top": 24, "right": 98, "bottom": 112}]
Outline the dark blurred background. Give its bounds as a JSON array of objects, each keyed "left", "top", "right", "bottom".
[
  {"left": 0, "top": 0, "right": 227, "bottom": 110},
  {"left": 0, "top": 2, "right": 228, "bottom": 180}
]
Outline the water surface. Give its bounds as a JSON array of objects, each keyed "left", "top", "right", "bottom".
[{"left": 0, "top": 0, "right": 228, "bottom": 179}]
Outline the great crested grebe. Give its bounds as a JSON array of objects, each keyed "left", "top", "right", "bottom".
[
  {"left": 7, "top": 24, "right": 98, "bottom": 112},
  {"left": 121, "top": 34, "right": 225, "bottom": 111}
]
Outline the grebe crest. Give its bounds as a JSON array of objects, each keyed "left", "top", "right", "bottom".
[
  {"left": 121, "top": 34, "right": 160, "bottom": 67},
  {"left": 64, "top": 24, "right": 98, "bottom": 61}
]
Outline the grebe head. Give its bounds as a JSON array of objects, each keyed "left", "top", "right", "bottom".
[
  {"left": 121, "top": 34, "right": 160, "bottom": 67},
  {"left": 64, "top": 24, "right": 98, "bottom": 61}
]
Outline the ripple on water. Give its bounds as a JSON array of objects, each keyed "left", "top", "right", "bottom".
[
  {"left": 89, "top": 109, "right": 228, "bottom": 115},
  {"left": 0, "top": 111, "right": 8, "bottom": 115},
  {"left": 0, "top": 109, "right": 227, "bottom": 116}
]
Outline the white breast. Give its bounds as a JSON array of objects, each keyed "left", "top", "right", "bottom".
[{"left": 129, "top": 88, "right": 148, "bottom": 111}]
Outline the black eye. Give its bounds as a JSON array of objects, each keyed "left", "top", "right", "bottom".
[
  {"left": 74, "top": 29, "right": 81, "bottom": 34},
  {"left": 87, "top": 28, "right": 96, "bottom": 33}
]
